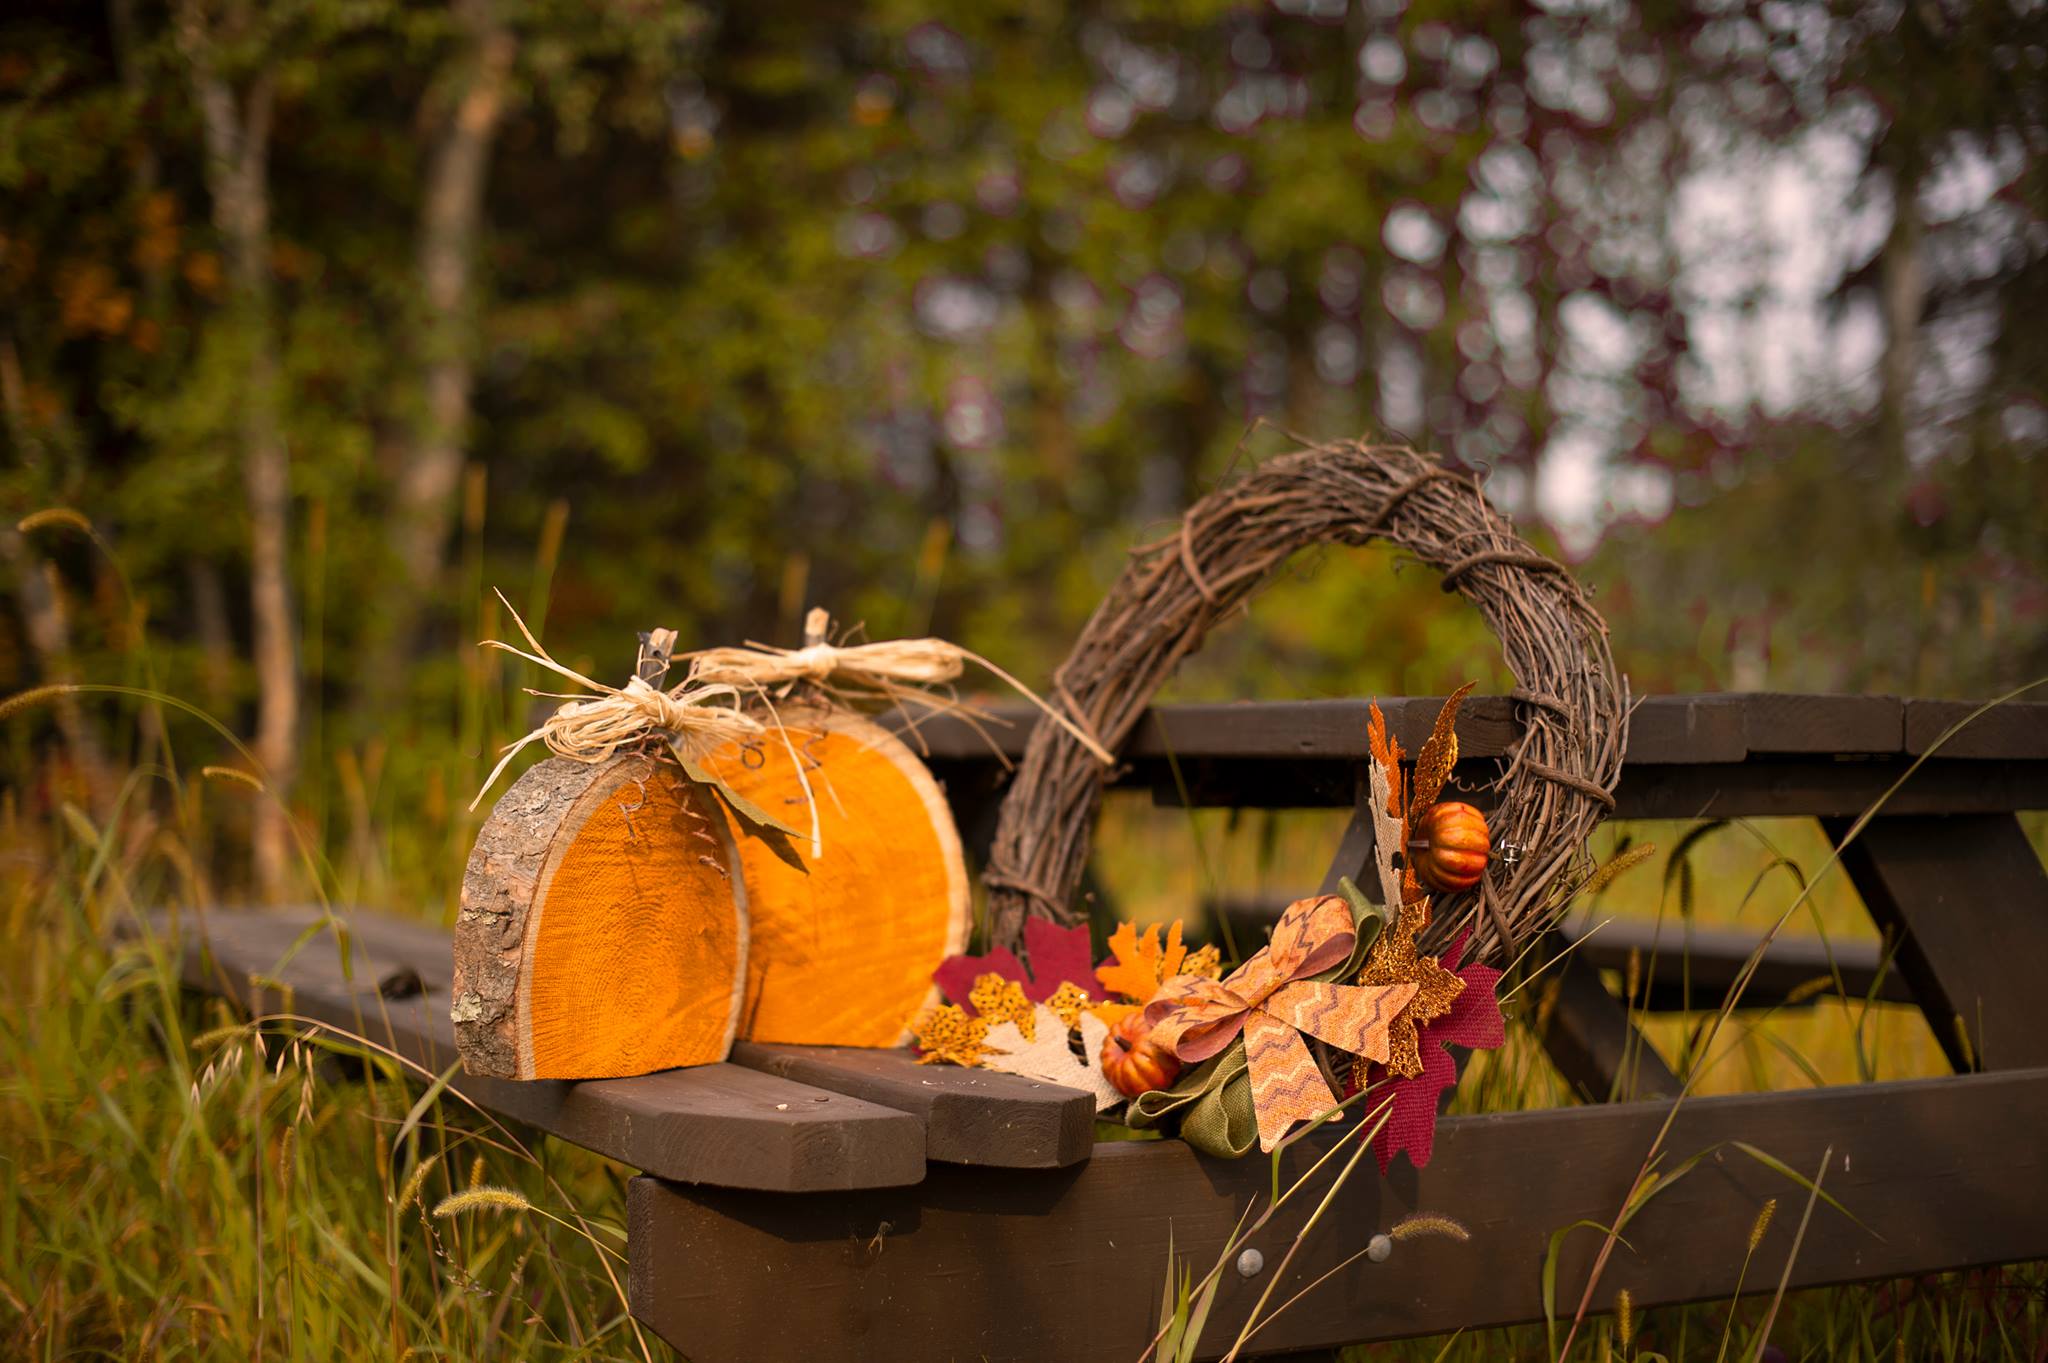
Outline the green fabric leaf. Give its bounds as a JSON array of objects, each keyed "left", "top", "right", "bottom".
[{"left": 1126, "top": 1042, "right": 1258, "bottom": 1159}]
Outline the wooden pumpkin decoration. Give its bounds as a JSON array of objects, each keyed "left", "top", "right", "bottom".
[
  {"left": 697, "top": 706, "right": 970, "bottom": 1048},
  {"left": 1099, "top": 1010, "right": 1182, "bottom": 1098},
  {"left": 453, "top": 752, "right": 748, "bottom": 1079},
  {"left": 1412, "top": 800, "right": 1491, "bottom": 894}
]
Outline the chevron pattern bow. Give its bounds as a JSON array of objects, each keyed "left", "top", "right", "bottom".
[{"left": 1142, "top": 895, "right": 1417, "bottom": 1152}]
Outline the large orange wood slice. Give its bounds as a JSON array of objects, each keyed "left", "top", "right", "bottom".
[
  {"left": 698, "top": 706, "right": 969, "bottom": 1048},
  {"left": 453, "top": 752, "right": 748, "bottom": 1079}
]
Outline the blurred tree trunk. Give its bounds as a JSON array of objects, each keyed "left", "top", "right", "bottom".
[
  {"left": 356, "top": 0, "right": 514, "bottom": 720},
  {"left": 178, "top": 0, "right": 298, "bottom": 899},
  {"left": 1879, "top": 170, "right": 1925, "bottom": 477}
]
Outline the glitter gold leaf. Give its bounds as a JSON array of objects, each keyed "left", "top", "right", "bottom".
[
  {"left": 1043, "top": 980, "right": 1093, "bottom": 1030},
  {"left": 911, "top": 1005, "right": 994, "bottom": 1067},
  {"left": 1408, "top": 683, "right": 1474, "bottom": 825},
  {"left": 969, "top": 973, "right": 1037, "bottom": 1040},
  {"left": 1355, "top": 901, "right": 1465, "bottom": 1079}
]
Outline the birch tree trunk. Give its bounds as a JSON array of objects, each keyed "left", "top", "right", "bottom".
[
  {"left": 178, "top": 0, "right": 299, "bottom": 898},
  {"left": 356, "top": 0, "right": 514, "bottom": 719}
]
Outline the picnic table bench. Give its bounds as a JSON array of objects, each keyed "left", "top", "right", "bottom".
[{"left": 143, "top": 692, "right": 2048, "bottom": 1361}]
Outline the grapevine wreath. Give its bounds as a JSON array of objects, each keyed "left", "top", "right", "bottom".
[{"left": 982, "top": 437, "right": 1627, "bottom": 969}]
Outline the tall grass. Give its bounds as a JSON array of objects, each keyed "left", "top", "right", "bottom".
[{"left": 2, "top": 513, "right": 2043, "bottom": 1359}]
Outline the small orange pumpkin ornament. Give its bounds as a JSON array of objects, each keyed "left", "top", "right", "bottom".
[
  {"left": 1099, "top": 1011, "right": 1182, "bottom": 1098},
  {"left": 1412, "top": 801, "right": 1491, "bottom": 893}
]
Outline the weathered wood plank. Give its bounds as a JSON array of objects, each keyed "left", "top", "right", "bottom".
[
  {"left": 1903, "top": 699, "right": 2048, "bottom": 759},
  {"left": 729, "top": 1042, "right": 1096, "bottom": 1169},
  {"left": 129, "top": 906, "right": 928, "bottom": 1192},
  {"left": 1736, "top": 693, "right": 1902, "bottom": 753},
  {"left": 1207, "top": 902, "right": 1909, "bottom": 1012},
  {"left": 1126, "top": 756, "right": 2048, "bottom": 816},
  {"left": 899, "top": 694, "right": 1931, "bottom": 768},
  {"left": 1622, "top": 694, "right": 1749, "bottom": 764},
  {"left": 629, "top": 1066, "right": 2048, "bottom": 1363},
  {"left": 1826, "top": 813, "right": 2048, "bottom": 1072},
  {"left": 1557, "top": 919, "right": 1911, "bottom": 1010},
  {"left": 1532, "top": 943, "right": 1679, "bottom": 1101},
  {"left": 1607, "top": 758, "right": 2048, "bottom": 820}
]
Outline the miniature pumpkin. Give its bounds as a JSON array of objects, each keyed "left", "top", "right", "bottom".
[
  {"left": 1099, "top": 1011, "right": 1182, "bottom": 1098},
  {"left": 1412, "top": 801, "right": 1490, "bottom": 893}
]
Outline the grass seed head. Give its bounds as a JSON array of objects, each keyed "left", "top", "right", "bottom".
[
  {"left": 1749, "top": 1197, "right": 1778, "bottom": 1253},
  {"left": 433, "top": 1186, "right": 532, "bottom": 1218}
]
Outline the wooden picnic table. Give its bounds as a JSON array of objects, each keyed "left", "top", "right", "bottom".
[{"left": 139, "top": 693, "right": 2048, "bottom": 1362}]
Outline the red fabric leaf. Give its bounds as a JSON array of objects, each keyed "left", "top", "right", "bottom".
[
  {"left": 1367, "top": 1041, "right": 1460, "bottom": 1173},
  {"left": 1022, "top": 918, "right": 1098, "bottom": 1001},
  {"left": 1358, "top": 926, "right": 1506, "bottom": 1171},
  {"left": 933, "top": 921, "right": 1096, "bottom": 1010},
  {"left": 1432, "top": 962, "right": 1505, "bottom": 1050},
  {"left": 932, "top": 947, "right": 1027, "bottom": 1010}
]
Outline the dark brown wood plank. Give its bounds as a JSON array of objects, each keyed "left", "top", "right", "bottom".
[
  {"left": 1737, "top": 693, "right": 1902, "bottom": 753},
  {"left": 629, "top": 1066, "right": 2048, "bottom": 1363},
  {"left": 1135, "top": 756, "right": 2048, "bottom": 816},
  {"left": 1608, "top": 758, "right": 2048, "bottom": 820},
  {"left": 1826, "top": 813, "right": 2048, "bottom": 1072},
  {"left": 1533, "top": 943, "right": 1679, "bottom": 1101},
  {"left": 729, "top": 1042, "right": 1095, "bottom": 1169},
  {"left": 1903, "top": 699, "right": 2048, "bottom": 759},
  {"left": 1208, "top": 901, "right": 1908, "bottom": 1012},
  {"left": 899, "top": 695, "right": 1920, "bottom": 768},
  {"left": 127, "top": 906, "right": 928, "bottom": 1192},
  {"left": 1558, "top": 919, "right": 1911, "bottom": 1010},
  {"left": 1622, "top": 694, "right": 1749, "bottom": 764}
]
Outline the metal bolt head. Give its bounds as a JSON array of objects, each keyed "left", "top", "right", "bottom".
[
  {"left": 1367, "top": 1233, "right": 1393, "bottom": 1263},
  {"left": 1235, "top": 1248, "right": 1264, "bottom": 1278}
]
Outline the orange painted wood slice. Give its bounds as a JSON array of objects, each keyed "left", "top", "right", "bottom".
[
  {"left": 699, "top": 707, "right": 970, "bottom": 1048},
  {"left": 453, "top": 752, "right": 748, "bottom": 1079}
]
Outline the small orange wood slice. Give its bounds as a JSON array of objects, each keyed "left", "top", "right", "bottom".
[
  {"left": 453, "top": 752, "right": 748, "bottom": 1079},
  {"left": 699, "top": 707, "right": 969, "bottom": 1048}
]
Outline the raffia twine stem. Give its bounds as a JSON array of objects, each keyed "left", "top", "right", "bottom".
[{"left": 981, "top": 439, "right": 1627, "bottom": 967}]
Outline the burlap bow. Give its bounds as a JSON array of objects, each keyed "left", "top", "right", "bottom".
[{"left": 1143, "top": 895, "right": 1417, "bottom": 1152}]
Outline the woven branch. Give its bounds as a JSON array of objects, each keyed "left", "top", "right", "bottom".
[{"left": 982, "top": 439, "right": 1627, "bottom": 968}]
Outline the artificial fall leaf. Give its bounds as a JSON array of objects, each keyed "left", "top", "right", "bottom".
[
  {"left": 969, "top": 974, "right": 1037, "bottom": 1040},
  {"left": 980, "top": 1006, "right": 1123, "bottom": 1111},
  {"left": 933, "top": 918, "right": 1096, "bottom": 1011},
  {"left": 1182, "top": 943, "right": 1224, "bottom": 979},
  {"left": 1044, "top": 980, "right": 1093, "bottom": 1030},
  {"left": 1365, "top": 702, "right": 1423, "bottom": 910},
  {"left": 1355, "top": 902, "right": 1465, "bottom": 1079},
  {"left": 1407, "top": 683, "right": 1474, "bottom": 826},
  {"left": 1354, "top": 929, "right": 1504, "bottom": 1171},
  {"left": 911, "top": 1005, "right": 993, "bottom": 1067},
  {"left": 1095, "top": 920, "right": 1193, "bottom": 1004}
]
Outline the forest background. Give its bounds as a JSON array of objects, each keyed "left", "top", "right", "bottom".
[{"left": 6, "top": 0, "right": 2044, "bottom": 903}]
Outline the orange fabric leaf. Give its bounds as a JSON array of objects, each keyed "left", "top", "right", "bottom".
[{"left": 1095, "top": 920, "right": 1195, "bottom": 1004}]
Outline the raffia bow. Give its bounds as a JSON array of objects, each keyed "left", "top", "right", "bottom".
[
  {"left": 470, "top": 593, "right": 764, "bottom": 810},
  {"left": 686, "top": 608, "right": 1113, "bottom": 763},
  {"left": 472, "top": 599, "right": 1113, "bottom": 819},
  {"left": 1142, "top": 895, "right": 1418, "bottom": 1152}
]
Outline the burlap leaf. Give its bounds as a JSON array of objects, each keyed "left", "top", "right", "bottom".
[
  {"left": 981, "top": 1006, "right": 1122, "bottom": 1112},
  {"left": 1368, "top": 759, "right": 1407, "bottom": 918}
]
